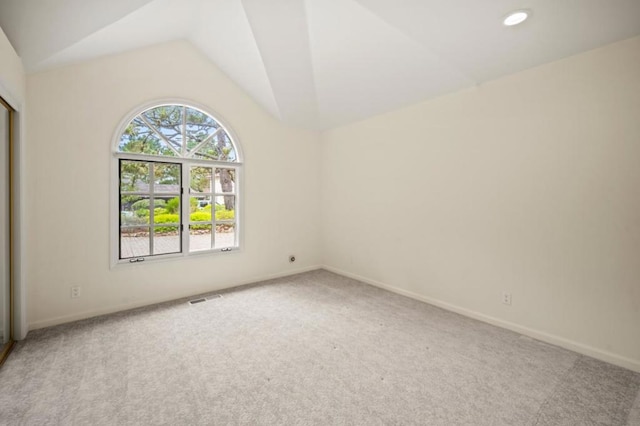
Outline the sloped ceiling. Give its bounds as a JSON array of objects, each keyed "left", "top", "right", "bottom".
[{"left": 1, "top": 0, "right": 640, "bottom": 129}]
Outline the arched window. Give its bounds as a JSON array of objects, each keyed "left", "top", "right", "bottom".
[{"left": 112, "top": 103, "right": 242, "bottom": 264}]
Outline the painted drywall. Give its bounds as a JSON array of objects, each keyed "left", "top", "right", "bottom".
[
  {"left": 0, "top": 26, "right": 25, "bottom": 103},
  {"left": 26, "top": 40, "right": 321, "bottom": 328},
  {"left": 321, "top": 36, "right": 640, "bottom": 370}
]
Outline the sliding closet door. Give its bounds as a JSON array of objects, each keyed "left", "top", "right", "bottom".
[{"left": 0, "top": 96, "right": 13, "bottom": 364}]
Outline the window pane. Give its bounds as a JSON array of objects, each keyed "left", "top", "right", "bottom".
[
  {"left": 153, "top": 213, "right": 180, "bottom": 226},
  {"left": 192, "top": 131, "right": 237, "bottom": 162},
  {"left": 143, "top": 105, "right": 184, "bottom": 154},
  {"left": 153, "top": 163, "right": 180, "bottom": 194},
  {"left": 190, "top": 167, "right": 213, "bottom": 193},
  {"left": 120, "top": 161, "right": 149, "bottom": 193},
  {"left": 121, "top": 196, "right": 150, "bottom": 225},
  {"left": 120, "top": 227, "right": 150, "bottom": 259},
  {"left": 153, "top": 195, "right": 181, "bottom": 220},
  {"left": 151, "top": 197, "right": 170, "bottom": 216},
  {"left": 214, "top": 195, "right": 235, "bottom": 220},
  {"left": 153, "top": 226, "right": 180, "bottom": 255},
  {"left": 119, "top": 118, "right": 177, "bottom": 157},
  {"left": 215, "top": 223, "right": 235, "bottom": 249},
  {"left": 190, "top": 224, "right": 212, "bottom": 252},
  {"left": 185, "top": 107, "right": 220, "bottom": 153},
  {"left": 117, "top": 104, "right": 238, "bottom": 161},
  {"left": 190, "top": 196, "right": 213, "bottom": 223},
  {"left": 215, "top": 168, "right": 235, "bottom": 193}
]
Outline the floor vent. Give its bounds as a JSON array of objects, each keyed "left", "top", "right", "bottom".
[{"left": 188, "top": 294, "right": 222, "bottom": 305}]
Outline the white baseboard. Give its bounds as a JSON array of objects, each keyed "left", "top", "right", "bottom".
[
  {"left": 322, "top": 265, "right": 640, "bottom": 374},
  {"left": 28, "top": 264, "right": 323, "bottom": 331}
]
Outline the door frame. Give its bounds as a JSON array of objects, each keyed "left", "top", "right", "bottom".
[
  {"left": 0, "top": 94, "right": 15, "bottom": 365},
  {"left": 0, "top": 80, "right": 26, "bottom": 350}
]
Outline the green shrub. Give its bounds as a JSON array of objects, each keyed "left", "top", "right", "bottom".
[
  {"left": 131, "top": 199, "right": 165, "bottom": 211},
  {"left": 165, "top": 197, "right": 180, "bottom": 214},
  {"left": 154, "top": 213, "right": 180, "bottom": 223},
  {"left": 131, "top": 199, "right": 149, "bottom": 211},
  {"left": 165, "top": 196, "right": 198, "bottom": 213},
  {"left": 153, "top": 214, "right": 180, "bottom": 233},
  {"left": 215, "top": 209, "right": 235, "bottom": 221},
  {"left": 190, "top": 211, "right": 211, "bottom": 230},
  {"left": 136, "top": 206, "right": 167, "bottom": 217},
  {"left": 190, "top": 211, "right": 211, "bottom": 221},
  {"left": 120, "top": 213, "right": 146, "bottom": 226}
]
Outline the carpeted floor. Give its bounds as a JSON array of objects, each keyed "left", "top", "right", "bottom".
[{"left": 1, "top": 269, "right": 639, "bottom": 425}]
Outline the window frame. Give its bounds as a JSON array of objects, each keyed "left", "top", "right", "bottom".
[
  {"left": 110, "top": 100, "right": 243, "bottom": 267},
  {"left": 119, "top": 159, "right": 183, "bottom": 259}
]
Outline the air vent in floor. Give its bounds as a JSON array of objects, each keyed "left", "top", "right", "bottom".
[{"left": 188, "top": 294, "right": 223, "bottom": 305}]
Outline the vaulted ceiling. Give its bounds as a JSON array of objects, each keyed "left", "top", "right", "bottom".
[{"left": 1, "top": 0, "right": 640, "bottom": 129}]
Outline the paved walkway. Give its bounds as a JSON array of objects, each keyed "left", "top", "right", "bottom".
[{"left": 121, "top": 232, "right": 235, "bottom": 258}]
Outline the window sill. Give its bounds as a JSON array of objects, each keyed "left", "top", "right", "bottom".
[{"left": 111, "top": 246, "right": 241, "bottom": 269}]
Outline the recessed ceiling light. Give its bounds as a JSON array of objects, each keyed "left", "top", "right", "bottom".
[{"left": 503, "top": 10, "right": 530, "bottom": 26}]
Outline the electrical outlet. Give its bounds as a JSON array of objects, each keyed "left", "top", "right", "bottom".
[
  {"left": 71, "top": 286, "right": 81, "bottom": 299},
  {"left": 502, "top": 292, "right": 512, "bottom": 305}
]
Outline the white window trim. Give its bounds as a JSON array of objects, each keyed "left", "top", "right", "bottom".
[{"left": 110, "top": 99, "right": 244, "bottom": 268}]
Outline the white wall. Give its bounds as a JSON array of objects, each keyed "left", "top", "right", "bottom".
[
  {"left": 321, "top": 36, "right": 640, "bottom": 371},
  {"left": 26, "top": 40, "right": 321, "bottom": 328},
  {"left": 18, "top": 31, "right": 640, "bottom": 371},
  {"left": 0, "top": 26, "right": 25, "bottom": 103}
]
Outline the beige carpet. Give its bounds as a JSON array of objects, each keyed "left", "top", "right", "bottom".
[{"left": 1, "top": 269, "right": 639, "bottom": 425}]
